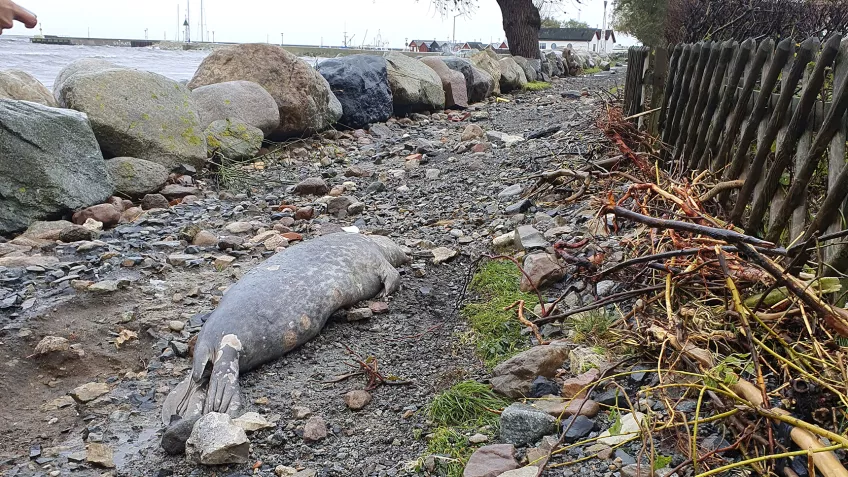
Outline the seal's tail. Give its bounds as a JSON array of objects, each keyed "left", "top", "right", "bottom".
[{"left": 161, "top": 373, "right": 207, "bottom": 426}]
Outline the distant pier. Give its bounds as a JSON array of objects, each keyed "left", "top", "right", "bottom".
[{"left": 28, "top": 36, "right": 442, "bottom": 59}]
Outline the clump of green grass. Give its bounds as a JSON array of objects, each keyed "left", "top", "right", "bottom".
[
  {"left": 417, "top": 381, "right": 510, "bottom": 477},
  {"left": 419, "top": 427, "right": 473, "bottom": 477},
  {"left": 523, "top": 81, "right": 552, "bottom": 91},
  {"left": 583, "top": 66, "right": 601, "bottom": 75},
  {"left": 428, "top": 380, "right": 510, "bottom": 427},
  {"left": 565, "top": 310, "right": 616, "bottom": 345},
  {"left": 462, "top": 260, "right": 540, "bottom": 368}
]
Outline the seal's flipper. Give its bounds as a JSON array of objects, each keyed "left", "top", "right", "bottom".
[
  {"left": 203, "top": 334, "right": 243, "bottom": 415},
  {"left": 378, "top": 264, "right": 402, "bottom": 297},
  {"left": 161, "top": 373, "right": 207, "bottom": 426}
]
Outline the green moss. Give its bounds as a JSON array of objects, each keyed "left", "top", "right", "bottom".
[
  {"left": 428, "top": 380, "right": 510, "bottom": 428},
  {"left": 462, "top": 260, "right": 539, "bottom": 368},
  {"left": 141, "top": 113, "right": 150, "bottom": 121},
  {"left": 224, "top": 99, "right": 232, "bottom": 105},
  {"left": 182, "top": 127, "right": 203, "bottom": 146},
  {"left": 583, "top": 67, "right": 601, "bottom": 75},
  {"left": 523, "top": 81, "right": 552, "bottom": 91},
  {"left": 117, "top": 161, "right": 137, "bottom": 179}
]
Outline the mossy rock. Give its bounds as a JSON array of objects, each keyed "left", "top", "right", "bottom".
[
  {"left": 105, "top": 156, "right": 168, "bottom": 198},
  {"left": 205, "top": 118, "right": 263, "bottom": 161},
  {"left": 57, "top": 66, "right": 207, "bottom": 169}
]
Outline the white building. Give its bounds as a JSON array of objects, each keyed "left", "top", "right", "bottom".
[{"left": 538, "top": 28, "right": 616, "bottom": 53}]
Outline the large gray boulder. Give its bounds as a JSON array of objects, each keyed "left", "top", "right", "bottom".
[
  {"left": 512, "top": 56, "right": 539, "bottom": 83},
  {"left": 191, "top": 80, "right": 280, "bottom": 137},
  {"left": 442, "top": 57, "right": 494, "bottom": 103},
  {"left": 0, "top": 70, "right": 57, "bottom": 107},
  {"left": 0, "top": 100, "right": 113, "bottom": 234},
  {"left": 470, "top": 50, "right": 502, "bottom": 94},
  {"left": 105, "top": 157, "right": 168, "bottom": 198},
  {"left": 53, "top": 58, "right": 120, "bottom": 101},
  {"left": 545, "top": 52, "right": 564, "bottom": 77},
  {"left": 498, "top": 57, "right": 528, "bottom": 92},
  {"left": 420, "top": 57, "right": 468, "bottom": 109},
  {"left": 188, "top": 44, "right": 341, "bottom": 139},
  {"left": 317, "top": 55, "right": 393, "bottom": 129},
  {"left": 205, "top": 118, "right": 263, "bottom": 160},
  {"left": 57, "top": 68, "right": 207, "bottom": 170},
  {"left": 382, "top": 52, "right": 445, "bottom": 115}
]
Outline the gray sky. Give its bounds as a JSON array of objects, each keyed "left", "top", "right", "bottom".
[{"left": 10, "top": 0, "right": 635, "bottom": 47}]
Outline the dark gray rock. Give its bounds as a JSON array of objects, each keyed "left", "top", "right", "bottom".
[
  {"left": 505, "top": 199, "right": 532, "bottom": 215},
  {"left": 529, "top": 376, "right": 559, "bottom": 398},
  {"left": 105, "top": 157, "right": 169, "bottom": 198},
  {"left": 594, "top": 388, "right": 625, "bottom": 408},
  {"left": 0, "top": 99, "right": 113, "bottom": 234},
  {"left": 191, "top": 80, "right": 280, "bottom": 136},
  {"left": 500, "top": 403, "right": 557, "bottom": 446},
  {"left": 317, "top": 55, "right": 393, "bottom": 129},
  {"left": 442, "top": 57, "right": 493, "bottom": 103},
  {"left": 161, "top": 415, "right": 201, "bottom": 455},
  {"left": 562, "top": 415, "right": 594, "bottom": 441}
]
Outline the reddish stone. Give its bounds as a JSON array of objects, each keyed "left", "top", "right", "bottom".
[
  {"left": 369, "top": 301, "right": 389, "bottom": 314},
  {"left": 561, "top": 368, "right": 600, "bottom": 399},
  {"left": 106, "top": 196, "right": 125, "bottom": 212},
  {"left": 72, "top": 204, "right": 120, "bottom": 229},
  {"left": 295, "top": 206, "right": 314, "bottom": 220},
  {"left": 280, "top": 232, "right": 303, "bottom": 242},
  {"left": 405, "top": 153, "right": 423, "bottom": 161},
  {"left": 471, "top": 142, "right": 491, "bottom": 153}
]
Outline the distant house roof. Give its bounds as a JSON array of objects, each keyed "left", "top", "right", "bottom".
[
  {"left": 410, "top": 39, "right": 433, "bottom": 46},
  {"left": 602, "top": 30, "right": 616, "bottom": 43},
  {"left": 465, "top": 41, "right": 486, "bottom": 50},
  {"left": 539, "top": 28, "right": 598, "bottom": 42}
]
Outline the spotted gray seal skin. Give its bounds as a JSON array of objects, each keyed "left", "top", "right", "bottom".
[{"left": 161, "top": 232, "right": 409, "bottom": 427}]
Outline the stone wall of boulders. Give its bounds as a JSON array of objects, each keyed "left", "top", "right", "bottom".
[{"left": 0, "top": 45, "right": 579, "bottom": 235}]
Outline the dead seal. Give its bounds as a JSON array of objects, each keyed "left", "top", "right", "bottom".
[{"left": 161, "top": 232, "right": 408, "bottom": 437}]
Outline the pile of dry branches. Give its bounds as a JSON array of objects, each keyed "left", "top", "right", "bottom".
[{"left": 508, "top": 106, "right": 848, "bottom": 477}]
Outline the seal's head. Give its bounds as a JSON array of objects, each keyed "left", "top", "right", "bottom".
[{"left": 366, "top": 235, "right": 410, "bottom": 267}]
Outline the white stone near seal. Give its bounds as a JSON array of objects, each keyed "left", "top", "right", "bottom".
[{"left": 185, "top": 412, "right": 250, "bottom": 465}]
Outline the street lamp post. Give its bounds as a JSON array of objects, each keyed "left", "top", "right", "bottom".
[
  {"left": 281, "top": 33, "right": 284, "bottom": 46},
  {"left": 452, "top": 13, "right": 462, "bottom": 51}
]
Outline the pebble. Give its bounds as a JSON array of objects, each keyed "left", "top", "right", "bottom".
[
  {"left": 70, "top": 382, "right": 110, "bottom": 403},
  {"left": 468, "top": 433, "right": 489, "bottom": 444},
  {"left": 303, "top": 415, "right": 328, "bottom": 441},
  {"left": 168, "top": 320, "right": 185, "bottom": 332},
  {"left": 85, "top": 443, "right": 115, "bottom": 468},
  {"left": 431, "top": 247, "right": 458, "bottom": 264},
  {"left": 346, "top": 307, "right": 373, "bottom": 322},
  {"left": 343, "top": 390, "right": 372, "bottom": 410}
]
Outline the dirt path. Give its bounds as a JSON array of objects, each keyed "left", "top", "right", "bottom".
[{"left": 0, "top": 70, "right": 624, "bottom": 477}]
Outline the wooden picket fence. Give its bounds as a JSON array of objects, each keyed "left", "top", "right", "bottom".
[{"left": 623, "top": 36, "right": 848, "bottom": 273}]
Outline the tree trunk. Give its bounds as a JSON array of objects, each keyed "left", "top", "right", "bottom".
[{"left": 496, "top": 0, "right": 541, "bottom": 59}]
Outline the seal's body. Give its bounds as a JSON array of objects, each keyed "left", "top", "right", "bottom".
[{"left": 161, "top": 232, "right": 408, "bottom": 427}]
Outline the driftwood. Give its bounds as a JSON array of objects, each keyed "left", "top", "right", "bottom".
[{"left": 608, "top": 206, "right": 776, "bottom": 248}]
